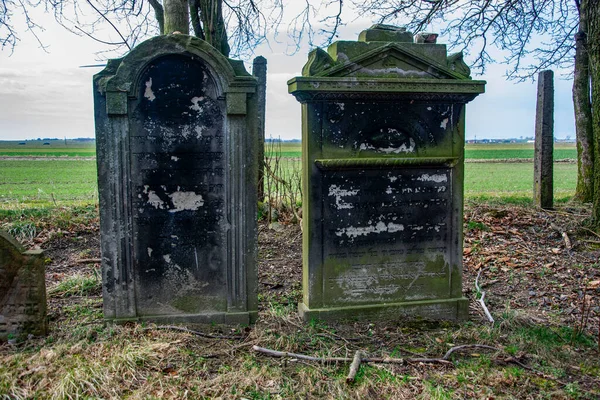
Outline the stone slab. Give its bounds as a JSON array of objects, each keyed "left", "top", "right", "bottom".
[
  {"left": 94, "top": 35, "right": 258, "bottom": 324},
  {"left": 0, "top": 231, "right": 47, "bottom": 340}
]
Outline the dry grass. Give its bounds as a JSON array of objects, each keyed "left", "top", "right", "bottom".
[{"left": 1, "top": 204, "right": 600, "bottom": 399}]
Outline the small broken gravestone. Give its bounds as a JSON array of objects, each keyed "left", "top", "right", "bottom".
[
  {"left": 0, "top": 230, "right": 47, "bottom": 341},
  {"left": 94, "top": 34, "right": 259, "bottom": 324},
  {"left": 288, "top": 25, "right": 485, "bottom": 322}
]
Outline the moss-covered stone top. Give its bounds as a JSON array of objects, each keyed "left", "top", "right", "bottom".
[
  {"left": 96, "top": 34, "right": 256, "bottom": 97},
  {"left": 299, "top": 25, "right": 473, "bottom": 80}
]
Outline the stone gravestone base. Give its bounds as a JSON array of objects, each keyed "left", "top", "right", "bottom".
[{"left": 0, "top": 231, "right": 47, "bottom": 340}]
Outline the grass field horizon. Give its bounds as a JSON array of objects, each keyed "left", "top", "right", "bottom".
[
  {"left": 0, "top": 140, "right": 579, "bottom": 208},
  {"left": 0, "top": 140, "right": 578, "bottom": 160}
]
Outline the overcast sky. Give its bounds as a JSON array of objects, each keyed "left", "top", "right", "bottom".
[{"left": 0, "top": 8, "right": 576, "bottom": 141}]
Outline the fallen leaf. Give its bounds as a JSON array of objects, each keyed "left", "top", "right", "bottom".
[{"left": 586, "top": 280, "right": 600, "bottom": 289}]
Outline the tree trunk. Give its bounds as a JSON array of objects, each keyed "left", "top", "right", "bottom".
[
  {"left": 574, "top": 0, "right": 594, "bottom": 202},
  {"left": 199, "top": 0, "right": 230, "bottom": 56},
  {"left": 164, "top": 0, "right": 189, "bottom": 35},
  {"left": 587, "top": 1, "right": 600, "bottom": 227},
  {"left": 189, "top": 0, "right": 205, "bottom": 39},
  {"left": 148, "top": 0, "right": 165, "bottom": 34}
]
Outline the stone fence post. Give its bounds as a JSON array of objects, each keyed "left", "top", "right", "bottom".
[{"left": 533, "top": 70, "right": 554, "bottom": 209}]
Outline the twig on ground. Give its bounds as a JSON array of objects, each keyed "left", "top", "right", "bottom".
[
  {"left": 582, "top": 227, "right": 600, "bottom": 239},
  {"left": 581, "top": 239, "right": 600, "bottom": 244},
  {"left": 442, "top": 344, "right": 498, "bottom": 360},
  {"left": 503, "top": 357, "right": 567, "bottom": 386},
  {"left": 143, "top": 325, "right": 243, "bottom": 340},
  {"left": 202, "top": 339, "right": 261, "bottom": 358},
  {"left": 75, "top": 258, "right": 102, "bottom": 264},
  {"left": 253, "top": 345, "right": 454, "bottom": 365},
  {"left": 346, "top": 350, "right": 364, "bottom": 383},
  {"left": 475, "top": 268, "right": 495, "bottom": 324}
]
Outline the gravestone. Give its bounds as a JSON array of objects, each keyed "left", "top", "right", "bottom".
[
  {"left": 0, "top": 230, "right": 47, "bottom": 340},
  {"left": 533, "top": 70, "right": 554, "bottom": 209},
  {"left": 289, "top": 25, "right": 485, "bottom": 321},
  {"left": 94, "top": 35, "right": 259, "bottom": 324}
]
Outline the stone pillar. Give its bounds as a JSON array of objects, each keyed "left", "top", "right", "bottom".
[
  {"left": 0, "top": 231, "right": 47, "bottom": 341},
  {"left": 533, "top": 70, "right": 554, "bottom": 209},
  {"left": 253, "top": 56, "right": 267, "bottom": 202}
]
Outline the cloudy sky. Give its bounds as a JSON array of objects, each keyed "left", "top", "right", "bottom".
[{"left": 0, "top": 6, "right": 576, "bottom": 141}]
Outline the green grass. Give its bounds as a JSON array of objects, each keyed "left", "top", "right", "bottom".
[
  {"left": 0, "top": 159, "right": 98, "bottom": 206},
  {"left": 0, "top": 159, "right": 576, "bottom": 207},
  {"left": 48, "top": 272, "right": 102, "bottom": 298},
  {"left": 465, "top": 142, "right": 576, "bottom": 160},
  {"left": 0, "top": 140, "right": 577, "bottom": 160},
  {"left": 464, "top": 163, "right": 576, "bottom": 200},
  {"left": 0, "top": 141, "right": 578, "bottom": 208},
  {"left": 265, "top": 141, "right": 302, "bottom": 159},
  {"left": 264, "top": 142, "right": 578, "bottom": 160},
  {"left": 0, "top": 140, "right": 96, "bottom": 157}
]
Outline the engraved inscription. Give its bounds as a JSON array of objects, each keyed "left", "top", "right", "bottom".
[
  {"left": 129, "top": 55, "right": 227, "bottom": 315},
  {"left": 321, "top": 167, "right": 453, "bottom": 306}
]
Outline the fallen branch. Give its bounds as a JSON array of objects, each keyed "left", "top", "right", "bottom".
[
  {"left": 75, "top": 258, "right": 102, "bottom": 264},
  {"left": 581, "top": 239, "right": 600, "bottom": 244},
  {"left": 503, "top": 356, "right": 567, "bottom": 386},
  {"left": 252, "top": 346, "right": 351, "bottom": 362},
  {"left": 252, "top": 345, "right": 453, "bottom": 365},
  {"left": 143, "top": 325, "right": 243, "bottom": 340},
  {"left": 443, "top": 344, "right": 498, "bottom": 360},
  {"left": 582, "top": 227, "right": 600, "bottom": 239},
  {"left": 475, "top": 268, "right": 495, "bottom": 324},
  {"left": 346, "top": 350, "right": 364, "bottom": 383}
]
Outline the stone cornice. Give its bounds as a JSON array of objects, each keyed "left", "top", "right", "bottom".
[{"left": 288, "top": 77, "right": 485, "bottom": 103}]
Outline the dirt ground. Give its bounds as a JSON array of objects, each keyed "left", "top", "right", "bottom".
[{"left": 39, "top": 203, "right": 600, "bottom": 333}]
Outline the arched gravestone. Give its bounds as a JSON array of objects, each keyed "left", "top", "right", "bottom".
[
  {"left": 94, "top": 35, "right": 258, "bottom": 324},
  {"left": 289, "top": 25, "right": 485, "bottom": 322}
]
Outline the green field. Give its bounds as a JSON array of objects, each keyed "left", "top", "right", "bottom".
[
  {"left": 0, "top": 159, "right": 98, "bottom": 206},
  {"left": 0, "top": 141, "right": 579, "bottom": 207},
  {"left": 0, "top": 140, "right": 578, "bottom": 160},
  {"left": 464, "top": 142, "right": 577, "bottom": 160},
  {"left": 267, "top": 142, "right": 578, "bottom": 160},
  {"left": 0, "top": 140, "right": 96, "bottom": 157},
  {"left": 464, "top": 163, "right": 576, "bottom": 201}
]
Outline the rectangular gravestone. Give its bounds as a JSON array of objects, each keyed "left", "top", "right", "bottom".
[
  {"left": 289, "top": 25, "right": 485, "bottom": 322},
  {"left": 1, "top": 231, "right": 47, "bottom": 340},
  {"left": 94, "top": 35, "right": 259, "bottom": 324}
]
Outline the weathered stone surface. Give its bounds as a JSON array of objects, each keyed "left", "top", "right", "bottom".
[
  {"left": 94, "top": 34, "right": 258, "bottom": 324},
  {"left": 358, "top": 24, "right": 413, "bottom": 43},
  {"left": 289, "top": 26, "right": 485, "bottom": 322},
  {"left": 0, "top": 231, "right": 47, "bottom": 340},
  {"left": 534, "top": 70, "right": 554, "bottom": 209},
  {"left": 253, "top": 56, "right": 267, "bottom": 202}
]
